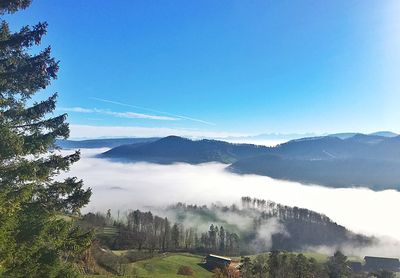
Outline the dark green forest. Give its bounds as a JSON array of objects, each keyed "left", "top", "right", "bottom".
[{"left": 0, "top": 1, "right": 91, "bottom": 276}]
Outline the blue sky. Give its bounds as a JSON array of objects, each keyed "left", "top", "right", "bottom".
[{"left": 5, "top": 0, "right": 400, "bottom": 138}]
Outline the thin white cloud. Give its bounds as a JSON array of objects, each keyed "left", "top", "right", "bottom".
[
  {"left": 102, "top": 110, "right": 178, "bottom": 121},
  {"left": 90, "top": 97, "right": 216, "bottom": 126},
  {"left": 69, "top": 124, "right": 247, "bottom": 139},
  {"left": 59, "top": 107, "right": 179, "bottom": 121},
  {"left": 59, "top": 107, "right": 94, "bottom": 113}
]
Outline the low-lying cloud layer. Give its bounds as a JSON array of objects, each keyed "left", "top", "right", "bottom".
[{"left": 59, "top": 149, "right": 400, "bottom": 247}]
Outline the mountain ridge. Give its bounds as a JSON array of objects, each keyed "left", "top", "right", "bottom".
[
  {"left": 100, "top": 135, "right": 271, "bottom": 164},
  {"left": 99, "top": 134, "right": 400, "bottom": 191}
]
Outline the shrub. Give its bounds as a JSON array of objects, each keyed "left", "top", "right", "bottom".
[{"left": 177, "top": 265, "right": 194, "bottom": 276}]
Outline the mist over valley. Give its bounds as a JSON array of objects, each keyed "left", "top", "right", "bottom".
[{"left": 58, "top": 146, "right": 400, "bottom": 257}]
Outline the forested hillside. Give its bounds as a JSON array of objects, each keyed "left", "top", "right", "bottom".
[
  {"left": 100, "top": 135, "right": 270, "bottom": 164},
  {"left": 229, "top": 155, "right": 400, "bottom": 190},
  {"left": 99, "top": 134, "right": 400, "bottom": 190},
  {"left": 230, "top": 135, "right": 400, "bottom": 190},
  {"left": 78, "top": 197, "right": 373, "bottom": 257}
]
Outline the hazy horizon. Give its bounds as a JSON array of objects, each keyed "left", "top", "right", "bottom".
[{"left": 63, "top": 129, "right": 398, "bottom": 142}]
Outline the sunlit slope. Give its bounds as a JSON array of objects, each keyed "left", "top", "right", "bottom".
[{"left": 83, "top": 253, "right": 212, "bottom": 278}]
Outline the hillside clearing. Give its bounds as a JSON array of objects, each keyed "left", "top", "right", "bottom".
[{"left": 83, "top": 253, "right": 213, "bottom": 278}]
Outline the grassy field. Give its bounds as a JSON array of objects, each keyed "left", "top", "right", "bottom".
[
  {"left": 83, "top": 253, "right": 213, "bottom": 278},
  {"left": 129, "top": 253, "right": 212, "bottom": 278}
]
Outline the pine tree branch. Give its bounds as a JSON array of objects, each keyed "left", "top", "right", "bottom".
[
  {"left": 0, "top": 22, "right": 47, "bottom": 49},
  {"left": 0, "top": 0, "right": 31, "bottom": 14}
]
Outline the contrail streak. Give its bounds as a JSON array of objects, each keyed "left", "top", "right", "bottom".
[{"left": 90, "top": 97, "right": 216, "bottom": 126}]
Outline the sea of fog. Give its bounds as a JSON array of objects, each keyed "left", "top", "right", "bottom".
[{"left": 59, "top": 148, "right": 400, "bottom": 247}]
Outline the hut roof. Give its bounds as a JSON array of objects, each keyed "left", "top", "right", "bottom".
[{"left": 207, "top": 254, "right": 232, "bottom": 262}]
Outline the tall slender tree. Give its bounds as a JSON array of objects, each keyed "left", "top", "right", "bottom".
[
  {"left": 171, "top": 223, "right": 180, "bottom": 249},
  {"left": 326, "top": 251, "right": 351, "bottom": 278},
  {"left": 219, "top": 226, "right": 225, "bottom": 253},
  {"left": 0, "top": 1, "right": 92, "bottom": 276}
]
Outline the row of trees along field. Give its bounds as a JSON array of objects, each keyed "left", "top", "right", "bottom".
[
  {"left": 233, "top": 251, "right": 396, "bottom": 278},
  {"left": 0, "top": 0, "right": 92, "bottom": 277},
  {"left": 79, "top": 210, "right": 241, "bottom": 256},
  {"left": 81, "top": 239, "right": 396, "bottom": 278}
]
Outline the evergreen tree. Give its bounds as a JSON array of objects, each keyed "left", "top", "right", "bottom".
[
  {"left": 370, "top": 270, "right": 395, "bottom": 278},
  {"left": 171, "top": 223, "right": 180, "bottom": 249},
  {"left": 268, "top": 250, "right": 281, "bottom": 278},
  {"left": 309, "top": 257, "right": 329, "bottom": 278},
  {"left": 326, "top": 251, "right": 351, "bottom": 278},
  {"left": 208, "top": 224, "right": 217, "bottom": 252},
  {"left": 0, "top": 1, "right": 92, "bottom": 276},
  {"left": 162, "top": 217, "right": 170, "bottom": 251},
  {"left": 252, "top": 254, "right": 268, "bottom": 278},
  {"left": 239, "top": 256, "right": 253, "bottom": 278},
  {"left": 219, "top": 226, "right": 225, "bottom": 253},
  {"left": 293, "top": 254, "right": 310, "bottom": 278}
]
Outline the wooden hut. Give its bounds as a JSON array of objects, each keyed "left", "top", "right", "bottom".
[
  {"left": 205, "top": 254, "right": 232, "bottom": 269},
  {"left": 364, "top": 256, "right": 400, "bottom": 272}
]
